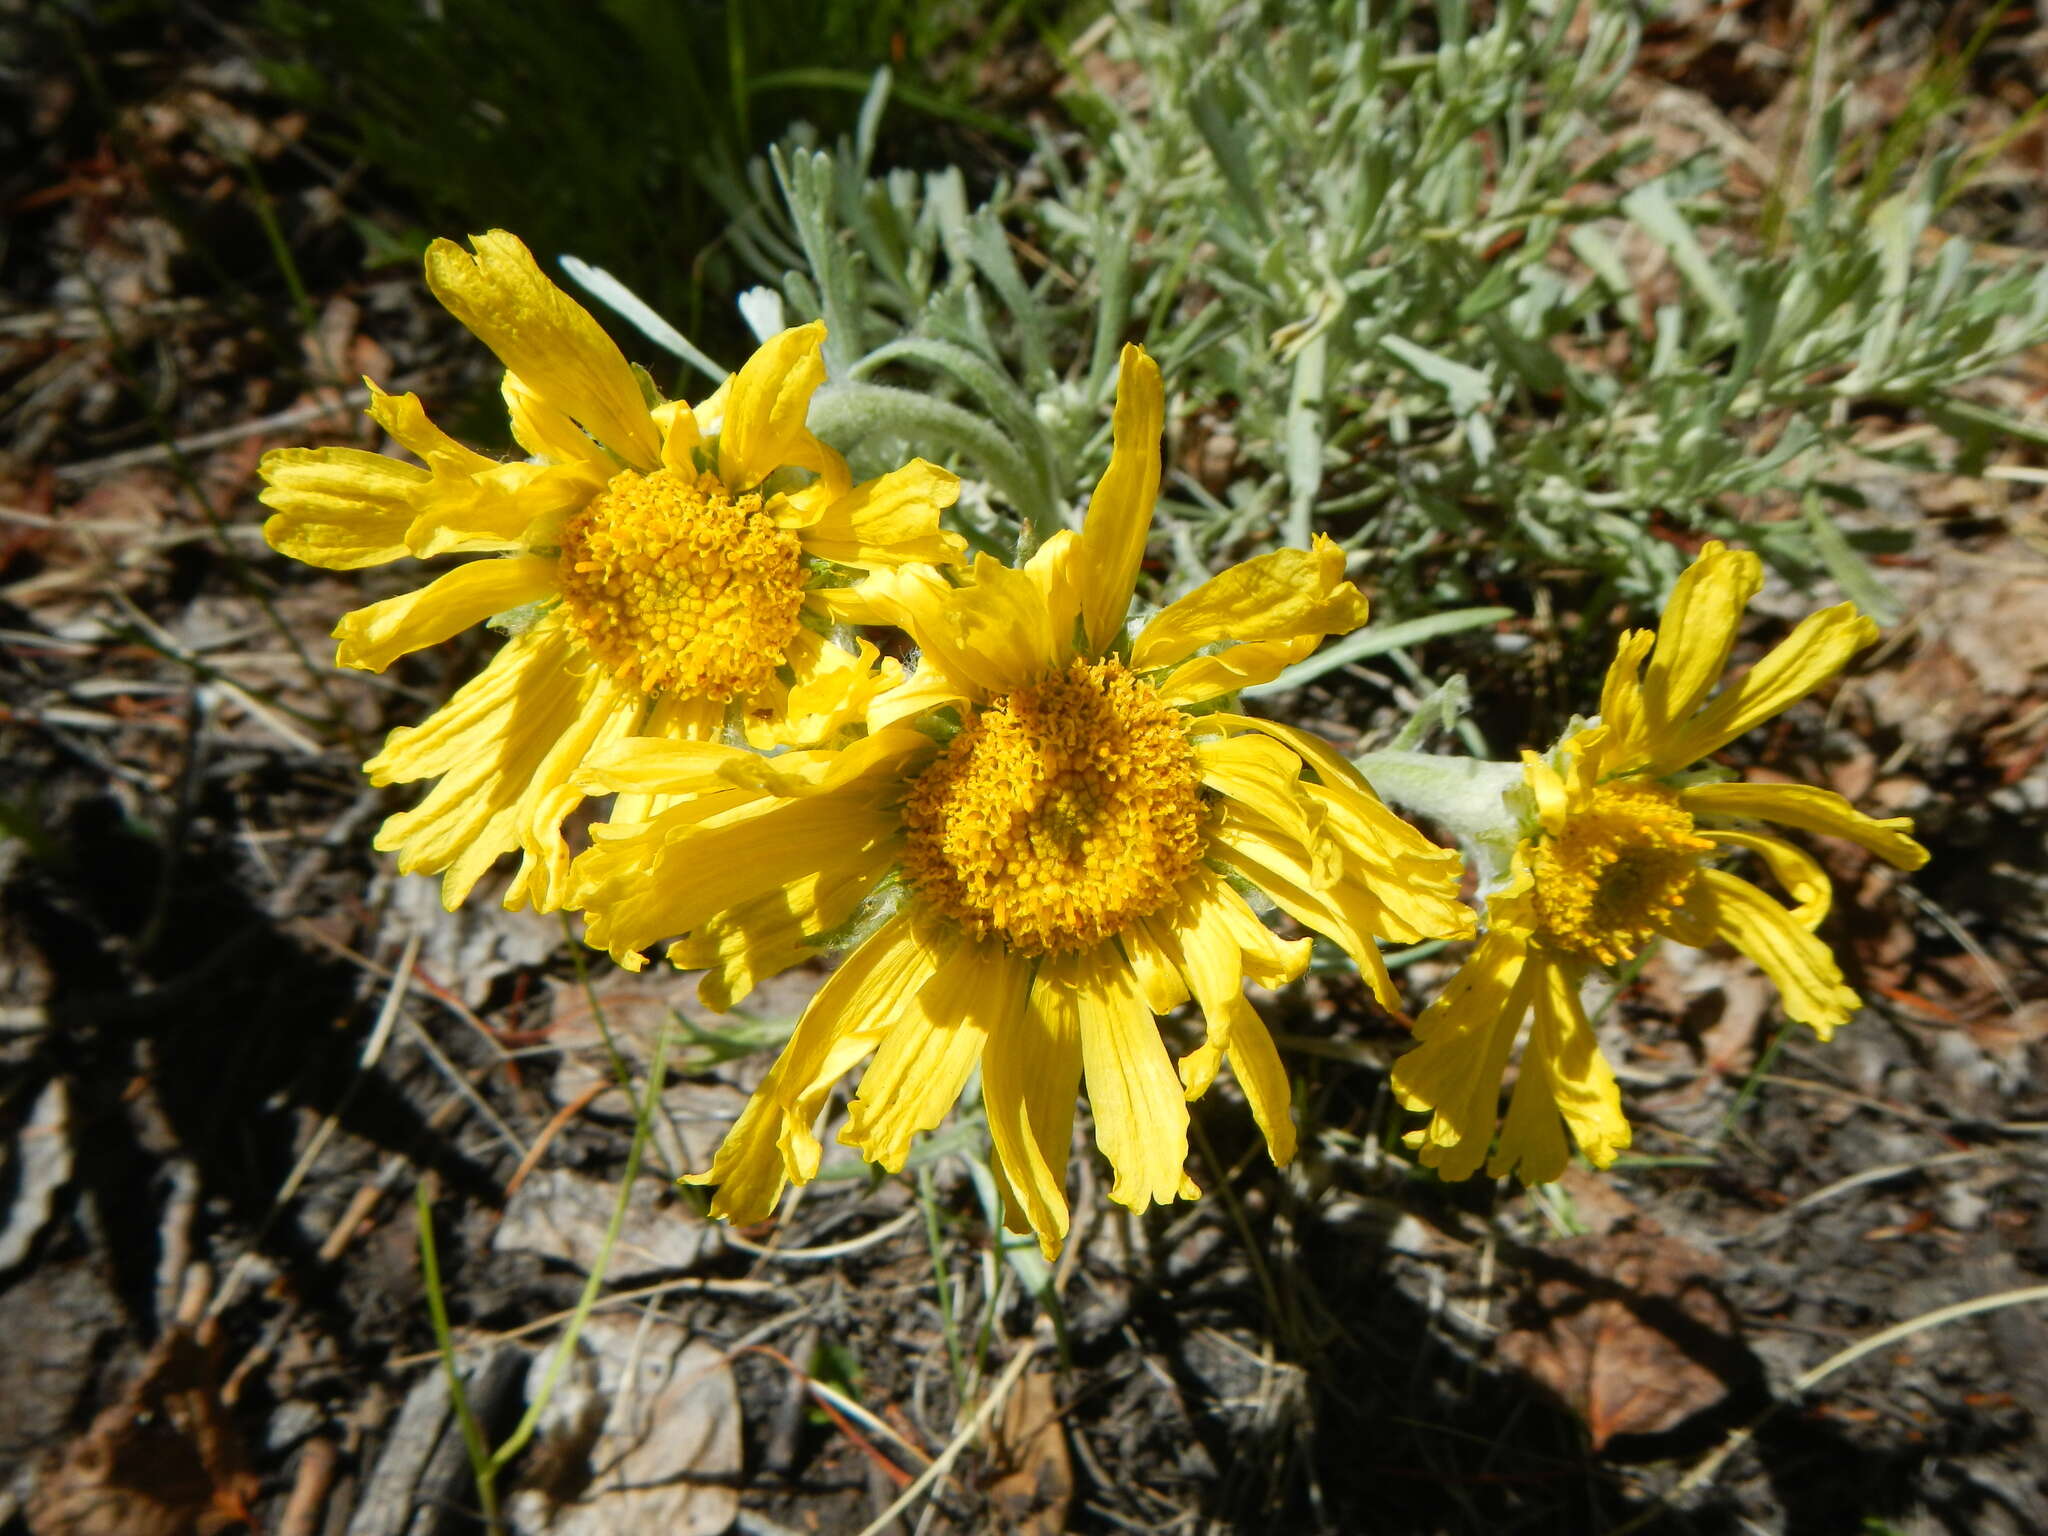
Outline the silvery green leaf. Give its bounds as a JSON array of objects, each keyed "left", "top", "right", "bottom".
[
  {"left": 1355, "top": 749, "right": 1526, "bottom": 889},
  {"left": 851, "top": 336, "right": 1061, "bottom": 516},
  {"left": 854, "top": 66, "right": 890, "bottom": 176},
  {"left": 1283, "top": 331, "right": 1328, "bottom": 548},
  {"left": 736, "top": 286, "right": 787, "bottom": 345},
  {"left": 487, "top": 599, "right": 550, "bottom": 638},
  {"left": 1803, "top": 489, "right": 1903, "bottom": 627},
  {"left": 808, "top": 382, "right": 1058, "bottom": 537},
  {"left": 558, "top": 254, "right": 726, "bottom": 384},
  {"left": 1465, "top": 409, "right": 1496, "bottom": 467},
  {"left": 1622, "top": 181, "right": 1739, "bottom": 326},
  {"left": 1189, "top": 77, "right": 1271, "bottom": 239},
  {"left": 1389, "top": 672, "right": 1473, "bottom": 751},
  {"left": 1242, "top": 606, "right": 1512, "bottom": 698},
  {"left": 1379, "top": 335, "right": 1492, "bottom": 415}
]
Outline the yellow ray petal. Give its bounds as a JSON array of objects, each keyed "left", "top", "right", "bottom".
[
  {"left": 686, "top": 913, "right": 942, "bottom": 1225},
  {"left": 666, "top": 860, "right": 888, "bottom": 1010},
  {"left": 744, "top": 629, "right": 902, "bottom": 750},
  {"left": 1196, "top": 733, "right": 1335, "bottom": 886},
  {"left": 984, "top": 1150, "right": 1035, "bottom": 1252},
  {"left": 855, "top": 554, "right": 1066, "bottom": 698},
  {"left": 945, "top": 553, "right": 1069, "bottom": 690},
  {"left": 1639, "top": 541, "right": 1764, "bottom": 739},
  {"left": 1218, "top": 1006, "right": 1294, "bottom": 1161},
  {"left": 1158, "top": 857, "right": 1316, "bottom": 994},
  {"left": 798, "top": 458, "right": 966, "bottom": 568},
  {"left": 1134, "top": 925, "right": 1216, "bottom": 1095},
  {"left": 1022, "top": 528, "right": 1084, "bottom": 653},
  {"left": 407, "top": 463, "right": 597, "bottom": 559},
  {"left": 573, "top": 738, "right": 772, "bottom": 797},
  {"left": 690, "top": 375, "right": 731, "bottom": 437},
  {"left": 1078, "top": 344, "right": 1165, "bottom": 654},
  {"left": 1648, "top": 603, "right": 1881, "bottom": 774},
  {"left": 324, "top": 389, "right": 561, "bottom": 564},
  {"left": 1702, "top": 829, "right": 1831, "bottom": 930},
  {"left": 842, "top": 936, "right": 1025, "bottom": 1170},
  {"left": 1147, "top": 869, "right": 1300, "bottom": 1166},
  {"left": 1154, "top": 635, "right": 1319, "bottom": 709},
  {"left": 772, "top": 477, "right": 843, "bottom": 533},
  {"left": 1209, "top": 717, "right": 1467, "bottom": 897},
  {"left": 727, "top": 624, "right": 806, "bottom": 748},
  {"left": 367, "top": 382, "right": 496, "bottom": 477},
  {"left": 1389, "top": 932, "right": 1535, "bottom": 1181},
  {"left": 1207, "top": 765, "right": 1470, "bottom": 956},
  {"left": 754, "top": 724, "right": 938, "bottom": 795},
  {"left": 1491, "top": 1045, "right": 1569, "bottom": 1187},
  {"left": 578, "top": 792, "right": 898, "bottom": 971},
  {"left": 811, "top": 578, "right": 893, "bottom": 629},
  {"left": 1680, "top": 781, "right": 1928, "bottom": 870},
  {"left": 424, "top": 231, "right": 661, "bottom": 469},
  {"left": 568, "top": 795, "right": 756, "bottom": 971},
  {"left": 983, "top": 952, "right": 1086, "bottom": 1259},
  {"left": 837, "top": 563, "right": 988, "bottom": 699},
  {"left": 366, "top": 615, "right": 593, "bottom": 908},
  {"left": 1204, "top": 878, "right": 1314, "bottom": 991},
  {"left": 570, "top": 758, "right": 907, "bottom": 969},
  {"left": 653, "top": 398, "right": 703, "bottom": 474},
  {"left": 502, "top": 672, "right": 643, "bottom": 914},
  {"left": 1305, "top": 783, "right": 1472, "bottom": 935},
  {"left": 333, "top": 555, "right": 557, "bottom": 673},
  {"left": 608, "top": 692, "right": 726, "bottom": 824},
  {"left": 503, "top": 370, "right": 602, "bottom": 465},
  {"left": 1489, "top": 957, "right": 1629, "bottom": 1183},
  {"left": 576, "top": 724, "right": 929, "bottom": 800},
  {"left": 717, "top": 321, "right": 848, "bottom": 494},
  {"left": 1664, "top": 868, "right": 1862, "bottom": 1038},
  {"left": 1207, "top": 811, "right": 1398, "bottom": 1005},
  {"left": 1522, "top": 749, "right": 1570, "bottom": 835},
  {"left": 1208, "top": 712, "right": 1404, "bottom": 813},
  {"left": 1074, "top": 941, "right": 1192, "bottom": 1212},
  {"left": 866, "top": 664, "right": 973, "bottom": 731},
  {"left": 367, "top": 613, "right": 574, "bottom": 783},
  {"left": 260, "top": 447, "right": 423, "bottom": 569},
  {"left": 1118, "top": 924, "right": 1192, "bottom": 1013},
  {"left": 1596, "top": 628, "right": 1656, "bottom": 765},
  {"left": 1129, "top": 535, "right": 1369, "bottom": 672}
]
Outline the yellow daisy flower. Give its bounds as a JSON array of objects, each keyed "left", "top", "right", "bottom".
[
  {"left": 258, "top": 231, "right": 964, "bottom": 913},
  {"left": 1390, "top": 542, "right": 1929, "bottom": 1184},
  {"left": 566, "top": 345, "right": 1474, "bottom": 1257}
]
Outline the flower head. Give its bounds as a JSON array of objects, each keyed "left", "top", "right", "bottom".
[
  {"left": 567, "top": 346, "right": 1474, "bottom": 1256},
  {"left": 259, "top": 232, "right": 962, "bottom": 912},
  {"left": 1391, "top": 542, "right": 1928, "bottom": 1184}
]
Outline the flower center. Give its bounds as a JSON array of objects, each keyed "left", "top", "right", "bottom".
[
  {"left": 1530, "top": 781, "right": 1714, "bottom": 966},
  {"left": 901, "top": 658, "right": 1207, "bottom": 957},
  {"left": 555, "top": 467, "right": 806, "bottom": 700}
]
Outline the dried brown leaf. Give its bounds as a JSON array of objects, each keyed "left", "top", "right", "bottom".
[
  {"left": 1640, "top": 945, "right": 1772, "bottom": 1074},
  {"left": 1865, "top": 546, "right": 2048, "bottom": 759},
  {"left": 494, "top": 1168, "right": 724, "bottom": 1280},
  {"left": 1498, "top": 1231, "right": 1757, "bottom": 1452},
  {"left": 508, "top": 1319, "right": 740, "bottom": 1536},
  {"left": 986, "top": 1370, "right": 1072, "bottom": 1536},
  {"left": 26, "top": 1327, "right": 257, "bottom": 1536},
  {"left": 1553, "top": 1168, "right": 1642, "bottom": 1239}
]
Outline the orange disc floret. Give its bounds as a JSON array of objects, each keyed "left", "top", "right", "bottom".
[
  {"left": 555, "top": 466, "right": 806, "bottom": 700},
  {"left": 1531, "top": 780, "right": 1716, "bottom": 966},
  {"left": 902, "top": 658, "right": 1206, "bottom": 956}
]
